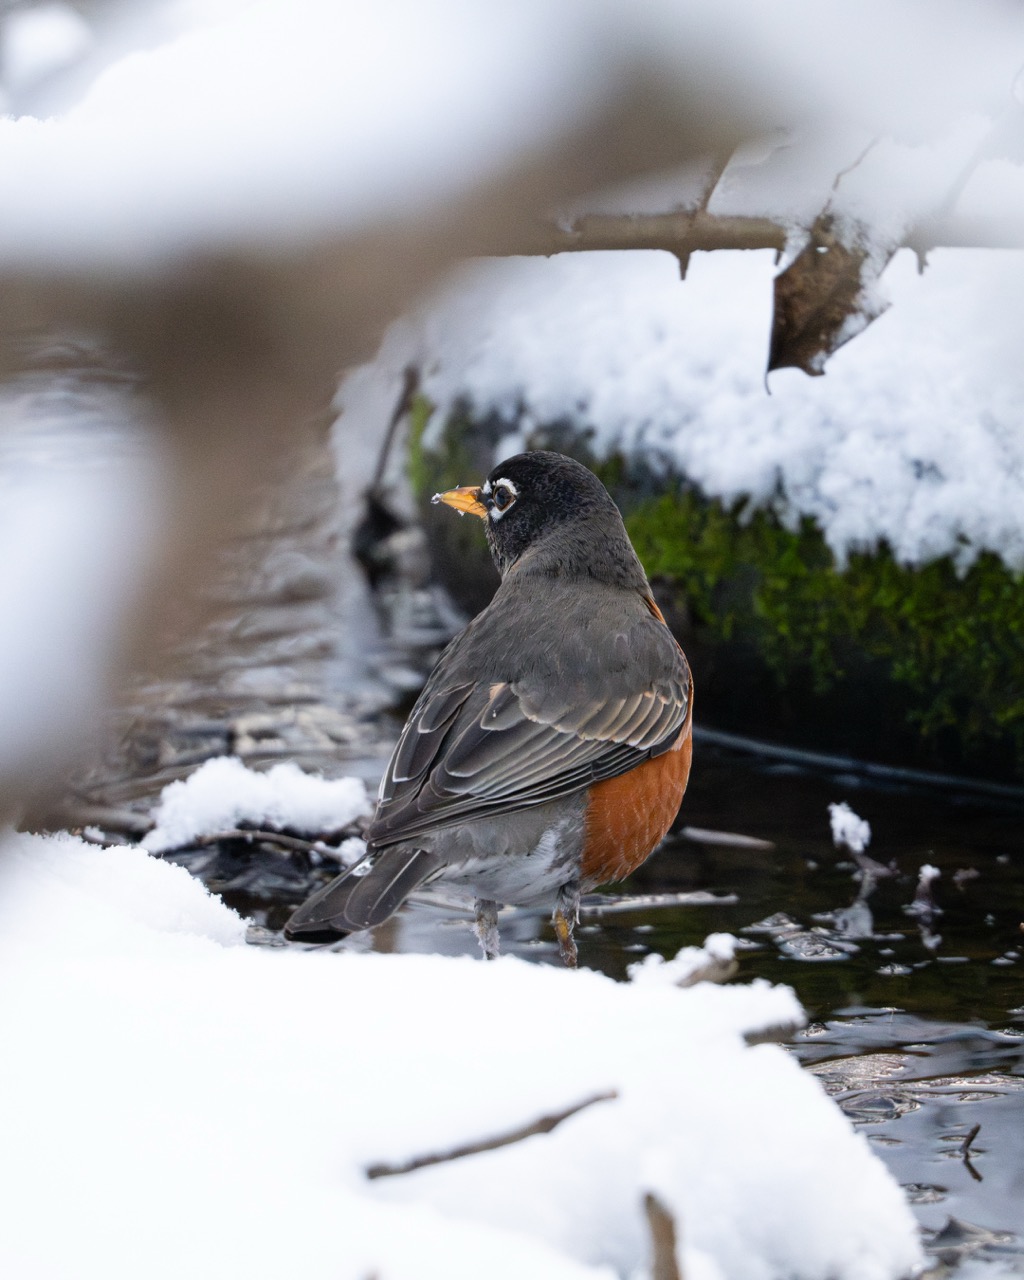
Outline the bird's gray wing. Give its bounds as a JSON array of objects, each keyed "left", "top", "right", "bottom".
[{"left": 368, "top": 608, "right": 690, "bottom": 848}]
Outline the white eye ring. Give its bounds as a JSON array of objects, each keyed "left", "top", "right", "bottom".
[{"left": 487, "top": 477, "right": 518, "bottom": 521}]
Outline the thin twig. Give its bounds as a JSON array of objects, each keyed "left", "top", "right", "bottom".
[
  {"left": 678, "top": 825, "right": 774, "bottom": 851},
  {"left": 673, "top": 147, "right": 736, "bottom": 278},
  {"left": 579, "top": 892, "right": 738, "bottom": 918},
  {"left": 81, "top": 825, "right": 355, "bottom": 860},
  {"left": 960, "top": 1123, "right": 983, "bottom": 1182},
  {"left": 370, "top": 365, "right": 419, "bottom": 491},
  {"left": 62, "top": 804, "right": 153, "bottom": 836},
  {"left": 365, "top": 1089, "right": 617, "bottom": 1180},
  {"left": 172, "top": 828, "right": 352, "bottom": 859}
]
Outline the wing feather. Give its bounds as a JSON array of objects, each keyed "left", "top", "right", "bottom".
[{"left": 368, "top": 591, "right": 691, "bottom": 849}]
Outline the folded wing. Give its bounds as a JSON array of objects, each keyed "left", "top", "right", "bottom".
[{"left": 369, "top": 612, "right": 690, "bottom": 848}]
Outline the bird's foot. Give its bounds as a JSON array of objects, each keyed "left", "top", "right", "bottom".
[
  {"left": 553, "top": 882, "right": 580, "bottom": 968},
  {"left": 473, "top": 898, "right": 501, "bottom": 960}
]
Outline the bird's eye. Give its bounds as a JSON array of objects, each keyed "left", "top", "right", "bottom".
[{"left": 491, "top": 482, "right": 516, "bottom": 512}]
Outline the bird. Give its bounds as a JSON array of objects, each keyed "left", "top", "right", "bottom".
[{"left": 284, "top": 450, "right": 693, "bottom": 965}]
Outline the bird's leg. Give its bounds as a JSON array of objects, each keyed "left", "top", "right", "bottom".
[
  {"left": 473, "top": 898, "right": 501, "bottom": 960},
  {"left": 553, "top": 881, "right": 580, "bottom": 968}
]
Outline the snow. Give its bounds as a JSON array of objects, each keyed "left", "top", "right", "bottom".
[
  {"left": 955, "top": 157, "right": 1024, "bottom": 241},
  {"left": 0, "top": 2, "right": 92, "bottom": 103},
  {"left": 823, "top": 119, "right": 993, "bottom": 250},
  {"left": 353, "top": 246, "right": 1024, "bottom": 570},
  {"left": 0, "top": 0, "right": 607, "bottom": 267},
  {"left": 142, "top": 755, "right": 370, "bottom": 852},
  {"left": 626, "top": 0, "right": 1022, "bottom": 144},
  {"left": 830, "top": 802, "right": 872, "bottom": 855},
  {"left": 705, "top": 117, "right": 1006, "bottom": 261},
  {"left": 709, "top": 124, "right": 873, "bottom": 233},
  {"left": 0, "top": 829, "right": 248, "bottom": 952},
  {"left": 0, "top": 1, "right": 1020, "bottom": 268},
  {"left": 628, "top": 931, "right": 738, "bottom": 987},
  {"left": 0, "top": 827, "right": 924, "bottom": 1280}
]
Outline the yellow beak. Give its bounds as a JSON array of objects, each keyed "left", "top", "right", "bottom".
[{"left": 432, "top": 485, "right": 487, "bottom": 519}]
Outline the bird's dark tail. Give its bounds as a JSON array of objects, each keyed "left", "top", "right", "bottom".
[{"left": 283, "top": 846, "right": 442, "bottom": 943}]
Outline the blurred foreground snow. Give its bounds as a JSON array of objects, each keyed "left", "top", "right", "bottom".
[
  {"left": 0, "top": 362, "right": 163, "bottom": 802},
  {"left": 0, "top": 823, "right": 924, "bottom": 1280},
  {"left": 0, "top": 0, "right": 1021, "bottom": 267},
  {"left": 0, "top": 0, "right": 607, "bottom": 266}
]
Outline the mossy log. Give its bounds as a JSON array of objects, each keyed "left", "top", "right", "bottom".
[{"left": 408, "top": 399, "right": 1024, "bottom": 782}]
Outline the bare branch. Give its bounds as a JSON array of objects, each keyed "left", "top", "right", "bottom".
[
  {"left": 364, "top": 1089, "right": 617, "bottom": 1180},
  {"left": 525, "top": 203, "right": 1024, "bottom": 265},
  {"left": 536, "top": 210, "right": 787, "bottom": 259}
]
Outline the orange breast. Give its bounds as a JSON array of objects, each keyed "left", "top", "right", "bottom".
[{"left": 580, "top": 712, "right": 693, "bottom": 888}]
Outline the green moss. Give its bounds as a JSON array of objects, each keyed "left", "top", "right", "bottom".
[
  {"left": 626, "top": 487, "right": 1024, "bottom": 769},
  {"left": 406, "top": 397, "right": 481, "bottom": 564},
  {"left": 406, "top": 397, "right": 508, "bottom": 612},
  {"left": 405, "top": 393, "right": 435, "bottom": 500},
  {"left": 407, "top": 395, "right": 501, "bottom": 502}
]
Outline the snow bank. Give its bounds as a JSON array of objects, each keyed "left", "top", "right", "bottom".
[
  {"left": 0, "top": 829, "right": 923, "bottom": 1280},
  {"left": 355, "top": 247, "right": 1024, "bottom": 570},
  {"left": 142, "top": 755, "right": 370, "bottom": 852},
  {"left": 0, "top": 829, "right": 247, "bottom": 953}
]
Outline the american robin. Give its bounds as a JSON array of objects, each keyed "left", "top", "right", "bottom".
[{"left": 285, "top": 450, "right": 693, "bottom": 965}]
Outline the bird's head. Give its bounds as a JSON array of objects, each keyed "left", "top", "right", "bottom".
[{"left": 433, "top": 450, "right": 647, "bottom": 588}]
